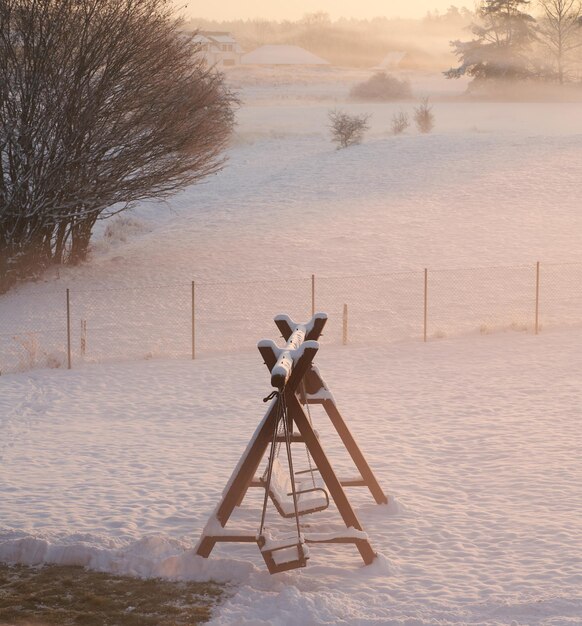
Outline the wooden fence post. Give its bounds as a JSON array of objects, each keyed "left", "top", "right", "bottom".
[
  {"left": 423, "top": 268, "right": 428, "bottom": 343},
  {"left": 80, "top": 320, "right": 87, "bottom": 357},
  {"left": 342, "top": 303, "right": 348, "bottom": 345},
  {"left": 66, "top": 288, "right": 72, "bottom": 369},
  {"left": 535, "top": 261, "right": 540, "bottom": 335},
  {"left": 311, "top": 274, "right": 315, "bottom": 317},
  {"left": 192, "top": 280, "right": 196, "bottom": 359}
]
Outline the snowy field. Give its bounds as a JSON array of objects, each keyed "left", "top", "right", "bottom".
[
  {"left": 2, "top": 331, "right": 582, "bottom": 624},
  {"left": 1, "top": 68, "right": 582, "bottom": 624},
  {"left": 2, "top": 69, "right": 582, "bottom": 372}
]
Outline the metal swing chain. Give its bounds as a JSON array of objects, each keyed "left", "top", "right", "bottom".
[
  {"left": 258, "top": 390, "right": 284, "bottom": 539},
  {"left": 258, "top": 388, "right": 302, "bottom": 543},
  {"left": 279, "top": 389, "right": 303, "bottom": 541}
]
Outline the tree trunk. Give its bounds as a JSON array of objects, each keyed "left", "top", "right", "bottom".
[{"left": 69, "top": 216, "right": 97, "bottom": 264}]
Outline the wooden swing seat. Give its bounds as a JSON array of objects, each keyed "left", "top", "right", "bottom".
[
  {"left": 261, "top": 458, "right": 329, "bottom": 518},
  {"left": 258, "top": 533, "right": 310, "bottom": 574}
]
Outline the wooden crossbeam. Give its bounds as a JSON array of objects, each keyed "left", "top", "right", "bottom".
[
  {"left": 203, "top": 534, "right": 257, "bottom": 543},
  {"left": 249, "top": 477, "right": 367, "bottom": 488}
]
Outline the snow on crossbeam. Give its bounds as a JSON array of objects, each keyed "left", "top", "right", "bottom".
[
  {"left": 258, "top": 314, "right": 326, "bottom": 389},
  {"left": 257, "top": 338, "right": 319, "bottom": 389},
  {"left": 273, "top": 312, "right": 328, "bottom": 341}
]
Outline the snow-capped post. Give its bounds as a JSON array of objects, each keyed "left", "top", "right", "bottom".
[
  {"left": 535, "top": 261, "right": 540, "bottom": 335},
  {"left": 311, "top": 274, "right": 315, "bottom": 317},
  {"left": 66, "top": 289, "right": 72, "bottom": 370},
  {"left": 191, "top": 281, "right": 196, "bottom": 360},
  {"left": 343, "top": 303, "right": 348, "bottom": 345},
  {"left": 423, "top": 268, "right": 428, "bottom": 342}
]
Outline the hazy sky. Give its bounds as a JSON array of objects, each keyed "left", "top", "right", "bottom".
[{"left": 181, "top": 1, "right": 474, "bottom": 21}]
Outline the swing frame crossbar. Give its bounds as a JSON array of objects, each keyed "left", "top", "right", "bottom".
[{"left": 195, "top": 313, "right": 387, "bottom": 573}]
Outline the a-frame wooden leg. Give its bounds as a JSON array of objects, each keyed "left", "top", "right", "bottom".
[
  {"left": 287, "top": 393, "right": 377, "bottom": 566},
  {"left": 196, "top": 534, "right": 218, "bottom": 558},
  {"left": 321, "top": 398, "right": 388, "bottom": 505},
  {"left": 195, "top": 401, "right": 277, "bottom": 558},
  {"left": 304, "top": 364, "right": 387, "bottom": 505}
]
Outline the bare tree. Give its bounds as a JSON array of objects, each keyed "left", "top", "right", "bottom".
[
  {"left": 537, "top": 0, "right": 582, "bottom": 82},
  {"left": 0, "top": 0, "right": 236, "bottom": 292},
  {"left": 328, "top": 110, "right": 370, "bottom": 149}
]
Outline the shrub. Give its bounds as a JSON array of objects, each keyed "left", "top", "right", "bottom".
[
  {"left": 328, "top": 110, "right": 371, "bottom": 149},
  {"left": 103, "top": 216, "right": 150, "bottom": 245},
  {"left": 391, "top": 111, "right": 410, "bottom": 135},
  {"left": 13, "top": 333, "right": 65, "bottom": 371},
  {"left": 350, "top": 72, "right": 412, "bottom": 101},
  {"left": 414, "top": 97, "right": 435, "bottom": 133}
]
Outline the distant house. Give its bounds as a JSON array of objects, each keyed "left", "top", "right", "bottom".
[
  {"left": 241, "top": 45, "right": 330, "bottom": 66},
  {"left": 192, "top": 31, "right": 243, "bottom": 67}
]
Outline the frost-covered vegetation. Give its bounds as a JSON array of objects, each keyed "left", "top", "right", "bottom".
[
  {"left": 328, "top": 110, "right": 371, "bottom": 148},
  {"left": 391, "top": 111, "right": 411, "bottom": 134},
  {"left": 414, "top": 98, "right": 435, "bottom": 133}
]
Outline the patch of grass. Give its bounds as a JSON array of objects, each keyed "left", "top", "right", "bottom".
[{"left": 0, "top": 563, "right": 224, "bottom": 625}]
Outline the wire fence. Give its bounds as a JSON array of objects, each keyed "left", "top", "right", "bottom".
[{"left": 1, "top": 261, "right": 582, "bottom": 374}]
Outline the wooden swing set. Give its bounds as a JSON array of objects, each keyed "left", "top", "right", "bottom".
[{"left": 195, "top": 313, "right": 387, "bottom": 574}]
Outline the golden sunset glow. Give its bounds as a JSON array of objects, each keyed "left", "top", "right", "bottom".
[
  {"left": 3, "top": 0, "right": 582, "bottom": 623},
  {"left": 180, "top": 0, "right": 474, "bottom": 21}
]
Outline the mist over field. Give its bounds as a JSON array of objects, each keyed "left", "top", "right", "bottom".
[{"left": 185, "top": 10, "right": 471, "bottom": 70}]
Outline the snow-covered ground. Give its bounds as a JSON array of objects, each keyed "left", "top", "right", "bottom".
[
  {"left": 2, "top": 330, "right": 582, "bottom": 624},
  {"left": 1, "top": 68, "right": 582, "bottom": 624}
]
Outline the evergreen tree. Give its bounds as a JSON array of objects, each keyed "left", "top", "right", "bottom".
[{"left": 445, "top": 0, "right": 537, "bottom": 83}]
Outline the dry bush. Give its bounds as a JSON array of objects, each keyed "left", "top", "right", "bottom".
[
  {"left": 391, "top": 111, "right": 410, "bottom": 135},
  {"left": 328, "top": 110, "right": 371, "bottom": 148},
  {"left": 12, "top": 333, "right": 65, "bottom": 371},
  {"left": 414, "top": 97, "right": 435, "bottom": 133},
  {"left": 350, "top": 72, "right": 412, "bottom": 101},
  {"left": 103, "top": 216, "right": 150, "bottom": 245}
]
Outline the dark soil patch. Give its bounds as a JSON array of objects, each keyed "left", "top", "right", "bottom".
[{"left": 0, "top": 563, "right": 224, "bottom": 625}]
